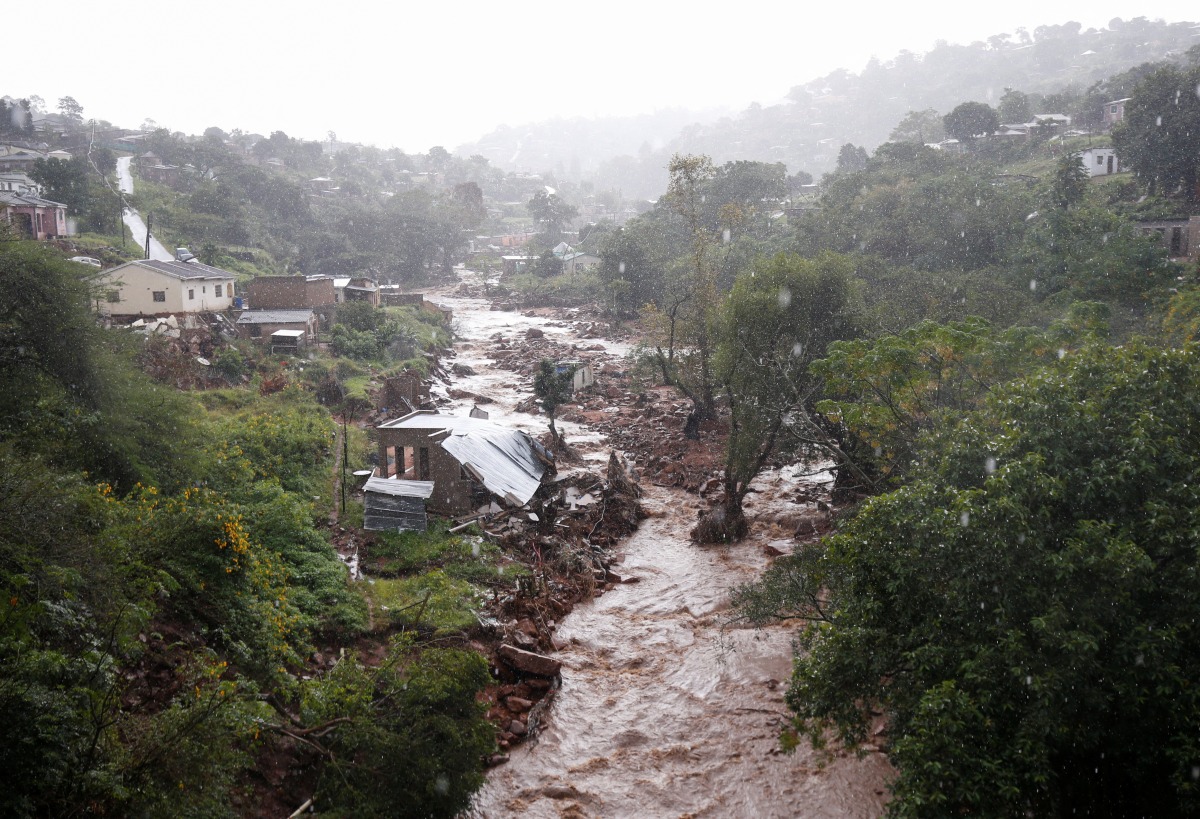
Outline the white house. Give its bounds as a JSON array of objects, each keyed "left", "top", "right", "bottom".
[
  {"left": 96, "top": 259, "right": 237, "bottom": 317},
  {"left": 1079, "top": 147, "right": 1122, "bottom": 178}
]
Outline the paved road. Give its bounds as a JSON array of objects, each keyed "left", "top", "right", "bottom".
[{"left": 116, "top": 156, "right": 172, "bottom": 261}]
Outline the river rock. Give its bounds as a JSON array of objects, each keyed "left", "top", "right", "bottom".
[
  {"left": 526, "top": 327, "right": 544, "bottom": 339},
  {"left": 509, "top": 719, "right": 527, "bottom": 736},
  {"left": 506, "top": 696, "right": 533, "bottom": 712},
  {"left": 498, "top": 644, "right": 562, "bottom": 677}
]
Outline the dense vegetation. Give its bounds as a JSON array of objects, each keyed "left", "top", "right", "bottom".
[
  {"left": 715, "top": 51, "right": 1200, "bottom": 817},
  {"left": 5, "top": 20, "right": 1200, "bottom": 817},
  {"left": 0, "top": 234, "right": 493, "bottom": 816}
]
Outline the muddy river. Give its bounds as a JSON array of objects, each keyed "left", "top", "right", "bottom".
[{"left": 429, "top": 274, "right": 893, "bottom": 818}]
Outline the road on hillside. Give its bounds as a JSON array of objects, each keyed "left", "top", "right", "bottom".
[{"left": 116, "top": 156, "right": 172, "bottom": 261}]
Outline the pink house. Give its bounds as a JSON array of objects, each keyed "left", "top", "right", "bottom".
[{"left": 0, "top": 191, "right": 68, "bottom": 239}]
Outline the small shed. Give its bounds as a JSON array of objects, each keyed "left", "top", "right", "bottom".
[
  {"left": 270, "top": 329, "right": 306, "bottom": 353},
  {"left": 557, "top": 361, "right": 595, "bottom": 393},
  {"left": 363, "top": 477, "right": 434, "bottom": 533}
]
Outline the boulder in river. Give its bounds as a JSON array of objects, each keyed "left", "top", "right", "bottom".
[{"left": 498, "top": 643, "right": 562, "bottom": 677}]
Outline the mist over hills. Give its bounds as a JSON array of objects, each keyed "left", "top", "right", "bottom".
[{"left": 456, "top": 16, "right": 1199, "bottom": 198}]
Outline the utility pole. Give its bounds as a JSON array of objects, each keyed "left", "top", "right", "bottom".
[{"left": 144, "top": 212, "right": 151, "bottom": 260}]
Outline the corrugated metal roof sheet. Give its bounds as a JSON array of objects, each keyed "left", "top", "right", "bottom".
[
  {"left": 378, "top": 412, "right": 550, "bottom": 506},
  {"left": 440, "top": 426, "right": 547, "bottom": 506},
  {"left": 364, "top": 477, "right": 435, "bottom": 498},
  {"left": 131, "top": 259, "right": 235, "bottom": 281}
]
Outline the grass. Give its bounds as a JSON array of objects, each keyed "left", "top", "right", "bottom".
[{"left": 362, "top": 571, "right": 483, "bottom": 635}]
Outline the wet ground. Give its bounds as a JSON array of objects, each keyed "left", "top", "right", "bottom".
[{"left": 427, "top": 273, "right": 893, "bottom": 818}]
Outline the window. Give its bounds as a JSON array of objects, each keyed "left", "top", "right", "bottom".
[
  {"left": 1097, "top": 156, "right": 1104, "bottom": 165},
  {"left": 202, "top": 286, "right": 207, "bottom": 294},
  {"left": 188, "top": 289, "right": 194, "bottom": 300},
  {"left": 106, "top": 290, "right": 120, "bottom": 303},
  {"left": 215, "top": 284, "right": 223, "bottom": 297},
  {"left": 152, "top": 291, "right": 166, "bottom": 302},
  {"left": 418, "top": 447, "right": 430, "bottom": 481}
]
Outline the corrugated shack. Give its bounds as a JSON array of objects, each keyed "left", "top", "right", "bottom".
[
  {"left": 235, "top": 309, "right": 318, "bottom": 343},
  {"left": 375, "top": 411, "right": 553, "bottom": 516},
  {"left": 363, "top": 477, "right": 434, "bottom": 533}
]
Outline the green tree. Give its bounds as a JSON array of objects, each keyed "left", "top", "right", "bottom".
[
  {"left": 694, "top": 253, "right": 860, "bottom": 543},
  {"left": 30, "top": 156, "right": 91, "bottom": 214},
  {"left": 526, "top": 189, "right": 578, "bottom": 237},
  {"left": 1112, "top": 64, "right": 1200, "bottom": 202},
  {"left": 997, "top": 87, "right": 1032, "bottom": 123},
  {"left": 301, "top": 640, "right": 494, "bottom": 817},
  {"left": 736, "top": 341, "right": 1200, "bottom": 817},
  {"left": 942, "top": 101, "right": 999, "bottom": 142},
  {"left": 888, "top": 109, "right": 944, "bottom": 144},
  {"left": 1013, "top": 205, "right": 1170, "bottom": 299},
  {"left": 533, "top": 359, "right": 574, "bottom": 447},
  {"left": 812, "top": 308, "right": 1107, "bottom": 493},
  {"left": 56, "top": 95, "right": 84, "bottom": 126},
  {"left": 659, "top": 153, "right": 720, "bottom": 424},
  {"left": 1049, "top": 151, "right": 1089, "bottom": 209},
  {"left": 835, "top": 143, "right": 869, "bottom": 174}
]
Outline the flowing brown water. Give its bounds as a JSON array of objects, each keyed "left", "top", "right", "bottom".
[{"left": 430, "top": 276, "right": 893, "bottom": 818}]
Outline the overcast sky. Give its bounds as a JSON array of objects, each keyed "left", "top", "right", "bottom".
[{"left": 20, "top": 0, "right": 1196, "bottom": 153}]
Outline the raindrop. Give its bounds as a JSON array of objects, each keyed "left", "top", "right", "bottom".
[
  {"left": 792, "top": 342, "right": 804, "bottom": 357},
  {"left": 960, "top": 511, "right": 970, "bottom": 527},
  {"left": 434, "top": 775, "right": 449, "bottom": 795},
  {"left": 985, "top": 457, "right": 997, "bottom": 474},
  {"left": 1157, "top": 115, "right": 1162, "bottom": 126},
  {"left": 471, "top": 541, "right": 480, "bottom": 558},
  {"left": 1029, "top": 279, "right": 1038, "bottom": 292},
  {"left": 1193, "top": 766, "right": 1200, "bottom": 780},
  {"left": 1025, "top": 211, "right": 1039, "bottom": 222},
  {"left": 874, "top": 446, "right": 882, "bottom": 457},
  {"left": 618, "top": 261, "right": 626, "bottom": 274},
  {"left": 1135, "top": 653, "right": 1144, "bottom": 666},
  {"left": 1057, "top": 348, "right": 1067, "bottom": 359},
  {"left": 723, "top": 228, "right": 731, "bottom": 244},
  {"left": 1026, "top": 675, "right": 1033, "bottom": 685},
  {"left": 778, "top": 286, "right": 792, "bottom": 308},
  {"left": 1018, "top": 534, "right": 1026, "bottom": 544},
  {"left": 975, "top": 198, "right": 981, "bottom": 207}
]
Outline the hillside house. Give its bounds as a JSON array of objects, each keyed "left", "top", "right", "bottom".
[
  {"left": 375, "top": 411, "right": 553, "bottom": 516},
  {"left": 1104, "top": 98, "right": 1131, "bottom": 128},
  {"left": 0, "top": 190, "right": 68, "bottom": 239},
  {"left": 1137, "top": 216, "right": 1200, "bottom": 261},
  {"left": 333, "top": 276, "right": 381, "bottom": 306},
  {"left": 0, "top": 172, "right": 43, "bottom": 195},
  {"left": 0, "top": 147, "right": 46, "bottom": 173},
  {"left": 96, "top": 259, "right": 236, "bottom": 317},
  {"left": 1080, "top": 147, "right": 1122, "bottom": 177}
]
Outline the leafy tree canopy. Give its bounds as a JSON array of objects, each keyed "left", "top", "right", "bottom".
[
  {"left": 1112, "top": 63, "right": 1200, "bottom": 202},
  {"left": 942, "top": 101, "right": 1000, "bottom": 142},
  {"left": 738, "top": 341, "right": 1200, "bottom": 816}
]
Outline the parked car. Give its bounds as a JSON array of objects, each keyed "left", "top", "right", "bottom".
[{"left": 69, "top": 256, "right": 102, "bottom": 268}]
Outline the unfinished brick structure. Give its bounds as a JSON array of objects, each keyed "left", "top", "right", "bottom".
[
  {"left": 375, "top": 411, "right": 551, "bottom": 516},
  {"left": 243, "top": 275, "right": 336, "bottom": 310}
]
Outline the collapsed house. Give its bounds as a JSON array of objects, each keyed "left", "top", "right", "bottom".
[{"left": 370, "top": 411, "right": 554, "bottom": 525}]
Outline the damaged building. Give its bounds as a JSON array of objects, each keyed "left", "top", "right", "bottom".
[{"left": 372, "top": 411, "right": 554, "bottom": 518}]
